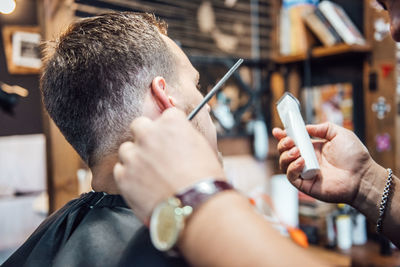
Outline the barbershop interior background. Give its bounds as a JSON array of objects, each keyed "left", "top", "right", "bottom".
[{"left": 0, "top": 0, "right": 400, "bottom": 265}]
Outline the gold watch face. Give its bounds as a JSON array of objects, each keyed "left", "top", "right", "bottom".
[{"left": 150, "top": 197, "right": 184, "bottom": 251}]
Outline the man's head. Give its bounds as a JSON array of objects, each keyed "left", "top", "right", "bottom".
[
  {"left": 41, "top": 12, "right": 216, "bottom": 167},
  {"left": 377, "top": 0, "right": 400, "bottom": 41}
]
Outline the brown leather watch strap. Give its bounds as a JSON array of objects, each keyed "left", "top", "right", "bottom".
[{"left": 175, "top": 179, "right": 234, "bottom": 210}]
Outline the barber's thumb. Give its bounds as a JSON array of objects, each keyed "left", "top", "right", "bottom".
[
  {"left": 130, "top": 116, "right": 153, "bottom": 138},
  {"left": 113, "top": 163, "right": 125, "bottom": 183},
  {"left": 306, "top": 122, "right": 337, "bottom": 141},
  {"left": 162, "top": 107, "right": 187, "bottom": 120}
]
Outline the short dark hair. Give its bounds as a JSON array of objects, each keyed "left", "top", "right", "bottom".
[{"left": 41, "top": 12, "right": 175, "bottom": 166}]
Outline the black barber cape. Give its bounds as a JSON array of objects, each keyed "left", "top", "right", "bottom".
[{"left": 2, "top": 191, "right": 188, "bottom": 267}]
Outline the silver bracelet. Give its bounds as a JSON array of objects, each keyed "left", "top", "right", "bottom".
[{"left": 376, "top": 168, "right": 393, "bottom": 234}]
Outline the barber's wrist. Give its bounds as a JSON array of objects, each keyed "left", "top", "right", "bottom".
[
  {"left": 177, "top": 190, "right": 249, "bottom": 247},
  {"left": 149, "top": 178, "right": 236, "bottom": 251},
  {"left": 352, "top": 160, "right": 387, "bottom": 222}
]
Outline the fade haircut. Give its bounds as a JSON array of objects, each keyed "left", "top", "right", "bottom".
[{"left": 41, "top": 12, "right": 176, "bottom": 166}]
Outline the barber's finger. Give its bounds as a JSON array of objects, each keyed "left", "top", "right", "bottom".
[
  {"left": 130, "top": 117, "right": 154, "bottom": 140},
  {"left": 306, "top": 122, "right": 338, "bottom": 141},
  {"left": 279, "top": 147, "right": 301, "bottom": 172},
  {"left": 118, "top": 141, "right": 136, "bottom": 164},
  {"left": 272, "top": 127, "right": 286, "bottom": 141},
  {"left": 113, "top": 162, "right": 125, "bottom": 183},
  {"left": 162, "top": 107, "right": 187, "bottom": 121},
  {"left": 160, "top": 108, "right": 192, "bottom": 130},
  {"left": 286, "top": 157, "right": 304, "bottom": 183},
  {"left": 277, "top": 136, "right": 295, "bottom": 154}
]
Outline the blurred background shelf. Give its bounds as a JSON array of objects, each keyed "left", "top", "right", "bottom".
[{"left": 272, "top": 43, "right": 372, "bottom": 64}]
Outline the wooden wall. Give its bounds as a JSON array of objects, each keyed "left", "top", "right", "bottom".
[{"left": 363, "top": 1, "right": 398, "bottom": 173}]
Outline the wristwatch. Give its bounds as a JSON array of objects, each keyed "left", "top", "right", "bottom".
[{"left": 149, "top": 179, "right": 234, "bottom": 251}]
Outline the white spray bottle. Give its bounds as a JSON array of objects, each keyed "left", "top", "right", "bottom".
[{"left": 276, "top": 92, "right": 320, "bottom": 179}]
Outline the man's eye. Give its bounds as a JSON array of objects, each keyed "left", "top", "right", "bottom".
[{"left": 196, "top": 82, "right": 201, "bottom": 90}]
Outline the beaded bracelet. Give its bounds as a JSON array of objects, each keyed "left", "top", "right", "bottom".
[{"left": 376, "top": 168, "right": 393, "bottom": 234}]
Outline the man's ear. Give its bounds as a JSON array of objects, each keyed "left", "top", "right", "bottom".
[{"left": 151, "top": 76, "right": 175, "bottom": 111}]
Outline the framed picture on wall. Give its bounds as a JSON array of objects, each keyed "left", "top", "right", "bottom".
[
  {"left": 2, "top": 26, "right": 42, "bottom": 74},
  {"left": 12, "top": 31, "right": 42, "bottom": 69}
]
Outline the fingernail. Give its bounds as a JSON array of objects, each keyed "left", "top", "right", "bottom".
[
  {"left": 296, "top": 157, "right": 303, "bottom": 167},
  {"left": 283, "top": 138, "right": 290, "bottom": 146},
  {"left": 288, "top": 147, "right": 298, "bottom": 157}
]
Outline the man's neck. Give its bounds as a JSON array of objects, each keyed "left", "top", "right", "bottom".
[{"left": 90, "top": 155, "right": 120, "bottom": 195}]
